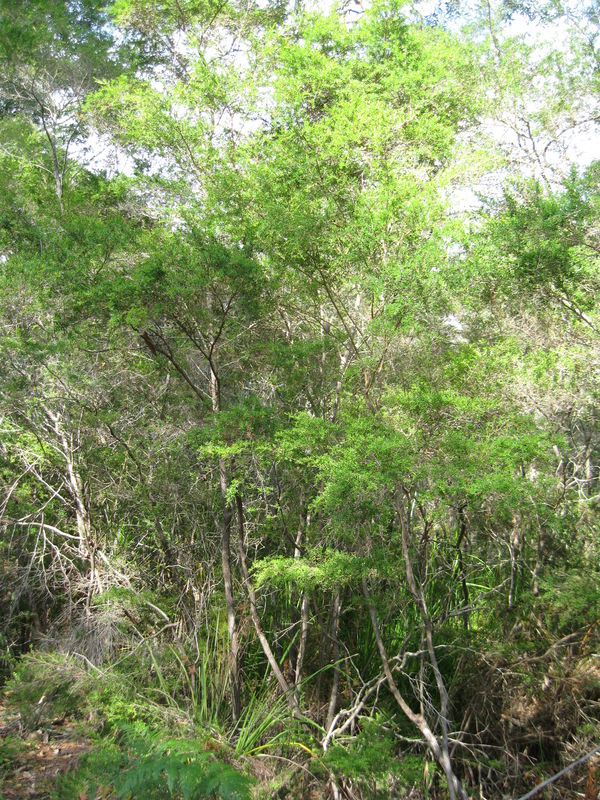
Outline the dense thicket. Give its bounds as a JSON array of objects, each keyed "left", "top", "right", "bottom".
[{"left": 1, "top": 1, "right": 599, "bottom": 798}]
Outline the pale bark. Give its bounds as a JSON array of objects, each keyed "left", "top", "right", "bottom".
[
  {"left": 362, "top": 578, "right": 467, "bottom": 800},
  {"left": 43, "top": 408, "right": 97, "bottom": 612},
  {"left": 210, "top": 363, "right": 241, "bottom": 722},
  {"left": 235, "top": 496, "right": 298, "bottom": 708},
  {"left": 326, "top": 589, "right": 341, "bottom": 731},
  {"left": 294, "top": 593, "right": 310, "bottom": 704},
  {"left": 293, "top": 511, "right": 310, "bottom": 702}
]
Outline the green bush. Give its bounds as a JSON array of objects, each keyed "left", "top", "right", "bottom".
[
  {"left": 323, "top": 717, "right": 426, "bottom": 797},
  {"left": 5, "top": 652, "right": 94, "bottom": 730}
]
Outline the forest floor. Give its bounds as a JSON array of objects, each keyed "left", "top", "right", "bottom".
[{"left": 0, "top": 699, "right": 91, "bottom": 799}]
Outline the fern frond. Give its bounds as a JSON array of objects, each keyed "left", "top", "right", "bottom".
[
  {"left": 77, "top": 724, "right": 253, "bottom": 800},
  {"left": 112, "top": 729, "right": 250, "bottom": 800}
]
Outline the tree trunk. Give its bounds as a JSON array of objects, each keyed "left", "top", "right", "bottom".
[
  {"left": 235, "top": 495, "right": 298, "bottom": 708},
  {"left": 294, "top": 511, "right": 310, "bottom": 702},
  {"left": 326, "top": 589, "right": 341, "bottom": 731},
  {"left": 210, "top": 364, "right": 241, "bottom": 722},
  {"left": 362, "top": 579, "right": 467, "bottom": 800},
  {"left": 394, "top": 495, "right": 467, "bottom": 800}
]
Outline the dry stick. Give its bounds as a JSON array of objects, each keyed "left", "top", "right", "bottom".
[
  {"left": 322, "top": 671, "right": 388, "bottom": 752},
  {"left": 3, "top": 519, "right": 79, "bottom": 540},
  {"left": 43, "top": 408, "right": 93, "bottom": 559},
  {"left": 43, "top": 407, "right": 98, "bottom": 612},
  {"left": 515, "top": 747, "right": 600, "bottom": 800}
]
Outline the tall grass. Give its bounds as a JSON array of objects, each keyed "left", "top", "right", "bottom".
[{"left": 232, "top": 684, "right": 290, "bottom": 756}]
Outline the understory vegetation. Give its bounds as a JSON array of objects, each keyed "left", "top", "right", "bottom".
[{"left": 1, "top": 0, "right": 599, "bottom": 798}]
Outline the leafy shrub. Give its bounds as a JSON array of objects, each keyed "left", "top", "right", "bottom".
[
  {"left": 537, "top": 569, "right": 600, "bottom": 635},
  {"left": 5, "top": 651, "right": 172, "bottom": 734},
  {"left": 5, "top": 652, "right": 94, "bottom": 730},
  {"left": 323, "top": 717, "right": 425, "bottom": 796}
]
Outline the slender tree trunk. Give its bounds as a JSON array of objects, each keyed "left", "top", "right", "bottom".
[
  {"left": 65, "top": 450, "right": 91, "bottom": 559},
  {"left": 326, "top": 589, "right": 341, "bottom": 731},
  {"left": 532, "top": 526, "right": 545, "bottom": 596},
  {"left": 455, "top": 505, "right": 470, "bottom": 632},
  {"left": 39, "top": 110, "right": 65, "bottom": 215},
  {"left": 235, "top": 496, "right": 298, "bottom": 708},
  {"left": 394, "top": 495, "right": 467, "bottom": 800},
  {"left": 508, "top": 515, "right": 520, "bottom": 609},
  {"left": 209, "top": 364, "right": 241, "bottom": 722},
  {"left": 294, "top": 511, "right": 310, "bottom": 702},
  {"left": 362, "top": 579, "right": 467, "bottom": 800},
  {"left": 295, "top": 593, "right": 310, "bottom": 702},
  {"left": 584, "top": 425, "right": 594, "bottom": 498}
]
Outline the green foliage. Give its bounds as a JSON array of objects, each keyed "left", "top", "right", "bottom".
[
  {"left": 536, "top": 569, "right": 600, "bottom": 635},
  {"left": 324, "top": 719, "right": 396, "bottom": 781},
  {"left": 57, "top": 723, "right": 252, "bottom": 800},
  {"left": 0, "top": 735, "right": 24, "bottom": 782},
  {"left": 253, "top": 551, "right": 367, "bottom": 592},
  {"left": 324, "top": 718, "right": 427, "bottom": 796},
  {"left": 5, "top": 653, "right": 95, "bottom": 730},
  {"left": 485, "top": 165, "right": 600, "bottom": 317},
  {"left": 0, "top": 0, "right": 121, "bottom": 101},
  {"left": 7, "top": 651, "right": 251, "bottom": 799},
  {"left": 1, "top": 1, "right": 600, "bottom": 799}
]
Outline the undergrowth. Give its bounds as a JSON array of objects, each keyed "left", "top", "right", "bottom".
[
  {"left": 323, "top": 717, "right": 429, "bottom": 798},
  {"left": 4, "top": 651, "right": 256, "bottom": 799},
  {"left": 0, "top": 734, "right": 24, "bottom": 788},
  {"left": 54, "top": 722, "right": 253, "bottom": 800}
]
